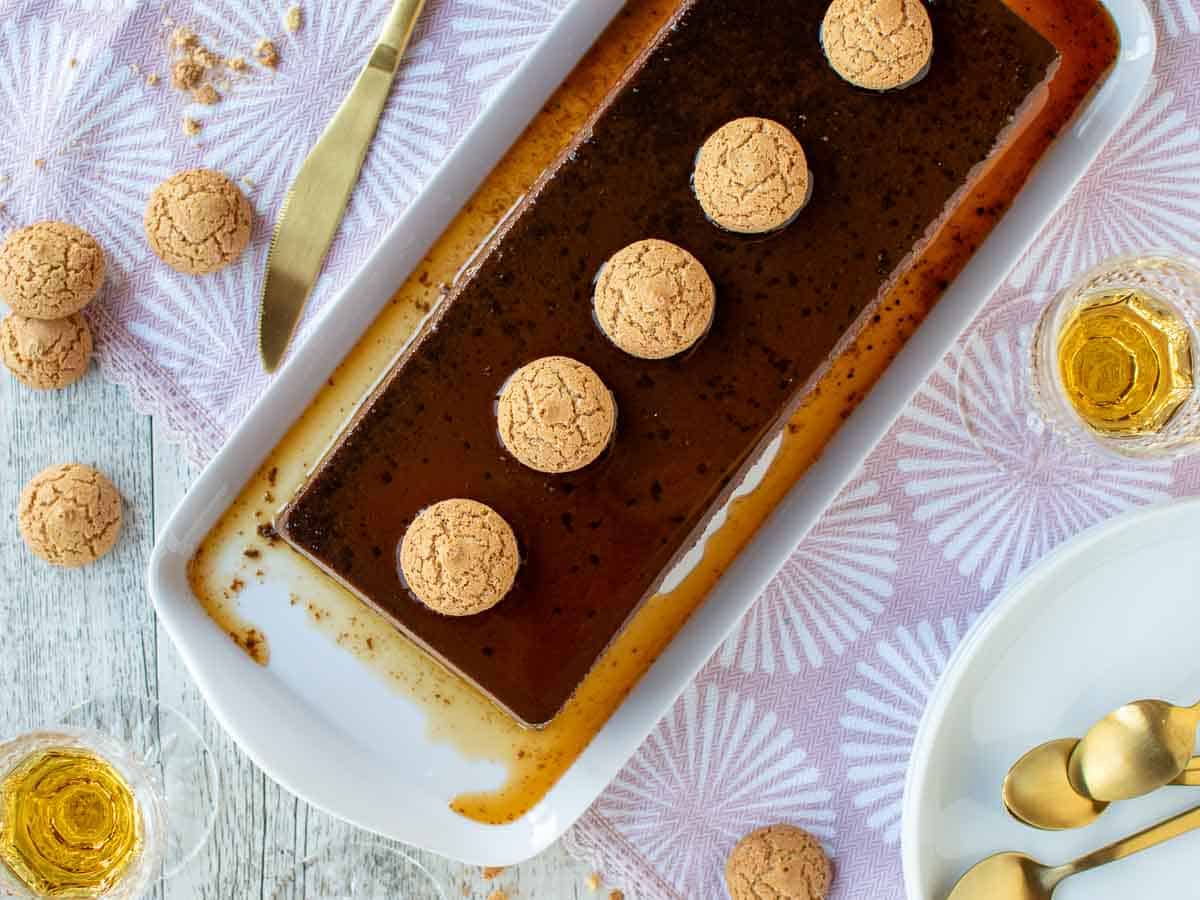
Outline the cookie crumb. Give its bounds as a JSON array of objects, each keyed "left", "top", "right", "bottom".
[
  {"left": 227, "top": 55, "right": 248, "bottom": 72},
  {"left": 400, "top": 500, "right": 520, "bottom": 616},
  {"left": 481, "top": 867, "right": 506, "bottom": 880},
  {"left": 255, "top": 38, "right": 279, "bottom": 68},
  {"left": 585, "top": 872, "right": 602, "bottom": 891},
  {"left": 172, "top": 58, "right": 203, "bottom": 90},
  {"left": 33, "top": 158, "right": 45, "bottom": 169},
  {"left": 609, "top": 892, "right": 624, "bottom": 900},
  {"left": 284, "top": 5, "right": 303, "bottom": 32},
  {"left": 182, "top": 116, "right": 201, "bottom": 136},
  {"left": 192, "top": 84, "right": 220, "bottom": 105},
  {"left": 487, "top": 892, "right": 508, "bottom": 900},
  {"left": 68, "top": 57, "right": 78, "bottom": 68},
  {"left": 171, "top": 25, "right": 198, "bottom": 50},
  {"left": 497, "top": 356, "right": 617, "bottom": 474},
  {"left": 146, "top": 72, "right": 160, "bottom": 86}
]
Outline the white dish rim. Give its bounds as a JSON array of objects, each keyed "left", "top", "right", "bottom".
[
  {"left": 149, "top": 0, "right": 1157, "bottom": 866},
  {"left": 899, "top": 495, "right": 1200, "bottom": 899}
]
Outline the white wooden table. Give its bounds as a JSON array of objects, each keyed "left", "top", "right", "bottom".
[{"left": 1, "top": 368, "right": 598, "bottom": 898}]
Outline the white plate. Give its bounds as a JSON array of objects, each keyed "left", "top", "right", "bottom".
[
  {"left": 902, "top": 497, "right": 1200, "bottom": 899},
  {"left": 149, "top": 0, "right": 1156, "bottom": 867}
]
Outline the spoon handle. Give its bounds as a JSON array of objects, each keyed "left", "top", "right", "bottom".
[
  {"left": 1064, "top": 803, "right": 1200, "bottom": 877},
  {"left": 1172, "top": 757, "right": 1200, "bottom": 786}
]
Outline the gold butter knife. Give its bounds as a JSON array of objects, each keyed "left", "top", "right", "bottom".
[{"left": 258, "top": 0, "right": 427, "bottom": 372}]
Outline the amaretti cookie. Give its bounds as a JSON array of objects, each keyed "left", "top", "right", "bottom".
[
  {"left": 726, "top": 824, "right": 833, "bottom": 900},
  {"left": 822, "top": 0, "right": 933, "bottom": 91},
  {"left": 0, "top": 222, "right": 105, "bottom": 319},
  {"left": 594, "top": 239, "right": 715, "bottom": 359},
  {"left": 693, "top": 117, "right": 810, "bottom": 235},
  {"left": 399, "top": 499, "right": 519, "bottom": 616},
  {"left": 18, "top": 463, "right": 123, "bottom": 567},
  {"left": 144, "top": 168, "right": 253, "bottom": 274},
  {"left": 497, "top": 356, "right": 617, "bottom": 474},
  {"left": 0, "top": 313, "right": 93, "bottom": 390}
]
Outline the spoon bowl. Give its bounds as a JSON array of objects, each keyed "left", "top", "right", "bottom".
[
  {"left": 1069, "top": 699, "right": 1200, "bottom": 802},
  {"left": 1003, "top": 738, "right": 1108, "bottom": 830},
  {"left": 947, "top": 852, "right": 1055, "bottom": 900}
]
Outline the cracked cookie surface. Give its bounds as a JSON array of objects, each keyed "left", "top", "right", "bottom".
[
  {"left": 822, "top": 0, "right": 933, "bottom": 91},
  {"left": 18, "top": 463, "right": 123, "bottom": 567},
  {"left": 0, "top": 221, "right": 105, "bottom": 319},
  {"left": 725, "top": 824, "right": 833, "bottom": 900},
  {"left": 594, "top": 239, "right": 715, "bottom": 359},
  {"left": 144, "top": 168, "right": 253, "bottom": 274},
  {"left": 497, "top": 356, "right": 617, "bottom": 474},
  {"left": 399, "top": 499, "right": 519, "bottom": 616},
  {"left": 694, "top": 117, "right": 810, "bottom": 235},
  {"left": 1, "top": 312, "right": 93, "bottom": 390}
]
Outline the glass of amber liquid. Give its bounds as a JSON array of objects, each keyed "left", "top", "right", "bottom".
[
  {"left": 1031, "top": 252, "right": 1200, "bottom": 458},
  {"left": 0, "top": 699, "right": 217, "bottom": 898}
]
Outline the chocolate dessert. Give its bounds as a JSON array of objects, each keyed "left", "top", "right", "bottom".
[{"left": 279, "top": 0, "right": 1107, "bottom": 726}]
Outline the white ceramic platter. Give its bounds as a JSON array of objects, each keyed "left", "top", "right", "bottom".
[
  {"left": 150, "top": 0, "right": 1156, "bottom": 866},
  {"left": 903, "top": 497, "right": 1200, "bottom": 900}
]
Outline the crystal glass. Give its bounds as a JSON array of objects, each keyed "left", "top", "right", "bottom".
[
  {"left": 271, "top": 841, "right": 447, "bottom": 899},
  {"left": 0, "top": 729, "right": 166, "bottom": 899},
  {"left": 1030, "top": 252, "right": 1200, "bottom": 458},
  {"left": 54, "top": 697, "right": 219, "bottom": 879},
  {"left": 0, "top": 696, "right": 218, "bottom": 897}
]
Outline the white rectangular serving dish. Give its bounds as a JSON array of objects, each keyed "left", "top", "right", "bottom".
[{"left": 149, "top": 0, "right": 1156, "bottom": 867}]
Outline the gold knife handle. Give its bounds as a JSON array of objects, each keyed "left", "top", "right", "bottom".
[
  {"left": 379, "top": 0, "right": 426, "bottom": 60},
  {"left": 258, "top": 0, "right": 427, "bottom": 371}
]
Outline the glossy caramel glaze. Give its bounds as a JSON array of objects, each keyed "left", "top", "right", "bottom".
[
  {"left": 282, "top": 0, "right": 1067, "bottom": 726},
  {"left": 192, "top": 0, "right": 1115, "bottom": 821}
]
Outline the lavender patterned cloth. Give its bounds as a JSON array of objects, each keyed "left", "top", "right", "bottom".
[
  {"left": 4, "top": 0, "right": 1200, "bottom": 897},
  {"left": 0, "top": 0, "right": 565, "bottom": 461}
]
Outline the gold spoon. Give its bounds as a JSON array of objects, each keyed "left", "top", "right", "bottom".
[
  {"left": 1069, "top": 699, "right": 1200, "bottom": 802},
  {"left": 1003, "top": 738, "right": 1200, "bottom": 830},
  {"left": 947, "top": 802, "right": 1200, "bottom": 899}
]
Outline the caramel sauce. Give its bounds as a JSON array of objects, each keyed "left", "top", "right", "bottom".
[{"left": 189, "top": 0, "right": 1116, "bottom": 824}]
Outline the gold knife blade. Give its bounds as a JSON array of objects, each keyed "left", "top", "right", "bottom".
[{"left": 258, "top": 0, "right": 427, "bottom": 372}]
